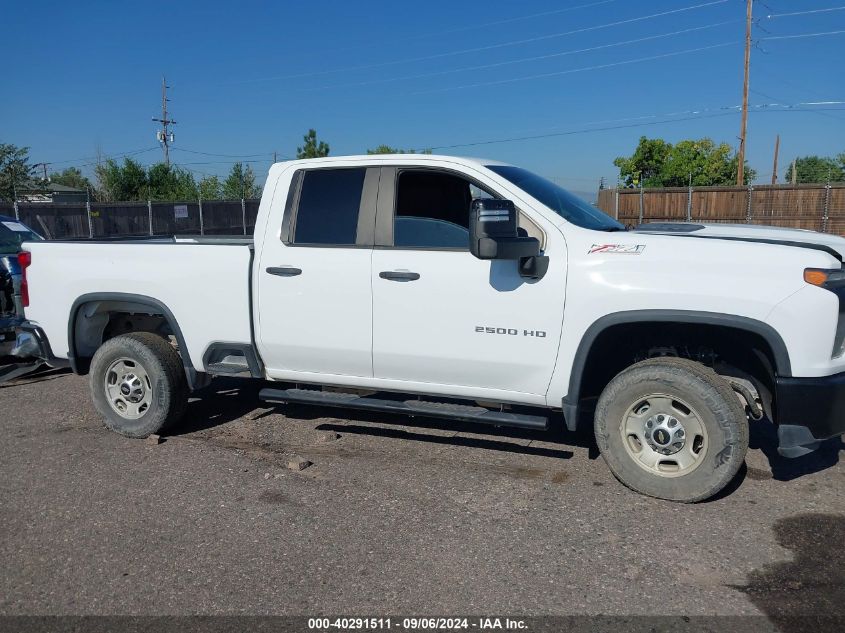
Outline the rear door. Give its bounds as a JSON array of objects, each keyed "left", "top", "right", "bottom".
[
  {"left": 370, "top": 166, "right": 567, "bottom": 403},
  {"left": 256, "top": 166, "right": 378, "bottom": 379}
]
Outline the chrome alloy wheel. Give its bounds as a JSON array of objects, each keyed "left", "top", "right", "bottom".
[
  {"left": 104, "top": 358, "right": 153, "bottom": 420},
  {"left": 619, "top": 394, "right": 708, "bottom": 477}
]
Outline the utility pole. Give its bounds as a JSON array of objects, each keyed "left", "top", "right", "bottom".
[
  {"left": 152, "top": 76, "right": 176, "bottom": 167},
  {"left": 792, "top": 159, "right": 797, "bottom": 185},
  {"left": 737, "top": 0, "right": 753, "bottom": 186},
  {"left": 273, "top": 151, "right": 277, "bottom": 164},
  {"left": 770, "top": 135, "right": 780, "bottom": 185},
  {"left": 32, "top": 162, "right": 50, "bottom": 181}
]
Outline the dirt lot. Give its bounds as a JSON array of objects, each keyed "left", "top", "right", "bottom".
[{"left": 2, "top": 367, "right": 845, "bottom": 623}]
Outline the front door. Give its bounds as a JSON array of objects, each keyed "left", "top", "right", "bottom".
[{"left": 370, "top": 167, "right": 567, "bottom": 402}]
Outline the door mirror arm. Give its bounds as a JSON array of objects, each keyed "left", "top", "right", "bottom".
[{"left": 518, "top": 255, "right": 549, "bottom": 280}]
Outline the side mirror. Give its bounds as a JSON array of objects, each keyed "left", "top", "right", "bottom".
[{"left": 469, "top": 199, "right": 540, "bottom": 260}]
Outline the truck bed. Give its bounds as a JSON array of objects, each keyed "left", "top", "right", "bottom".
[{"left": 22, "top": 238, "right": 254, "bottom": 372}]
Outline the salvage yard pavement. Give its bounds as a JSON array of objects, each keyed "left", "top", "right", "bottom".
[{"left": 1, "top": 368, "right": 845, "bottom": 623}]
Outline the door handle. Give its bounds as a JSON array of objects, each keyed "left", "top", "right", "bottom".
[
  {"left": 266, "top": 266, "right": 302, "bottom": 277},
  {"left": 379, "top": 270, "right": 420, "bottom": 282}
]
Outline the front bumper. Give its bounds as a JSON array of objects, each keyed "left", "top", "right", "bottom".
[{"left": 776, "top": 371, "right": 845, "bottom": 457}]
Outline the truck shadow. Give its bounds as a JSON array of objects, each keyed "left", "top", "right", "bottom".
[
  {"left": 171, "top": 380, "right": 843, "bottom": 485},
  {"left": 310, "top": 417, "right": 579, "bottom": 461},
  {"left": 730, "top": 513, "right": 845, "bottom": 632},
  {"left": 749, "top": 418, "right": 844, "bottom": 481},
  {"left": 169, "top": 377, "right": 592, "bottom": 461},
  {"left": 0, "top": 364, "right": 72, "bottom": 389}
]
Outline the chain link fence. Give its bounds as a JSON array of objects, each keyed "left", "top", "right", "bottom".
[
  {"left": 0, "top": 199, "right": 261, "bottom": 240},
  {"left": 5, "top": 183, "right": 845, "bottom": 240}
]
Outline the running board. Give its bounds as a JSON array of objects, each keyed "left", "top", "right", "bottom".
[{"left": 259, "top": 387, "right": 548, "bottom": 430}]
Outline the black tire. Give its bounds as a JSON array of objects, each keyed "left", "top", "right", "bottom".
[
  {"left": 89, "top": 332, "right": 188, "bottom": 438},
  {"left": 594, "top": 357, "right": 748, "bottom": 502}
]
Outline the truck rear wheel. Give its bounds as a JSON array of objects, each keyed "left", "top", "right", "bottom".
[
  {"left": 90, "top": 332, "right": 188, "bottom": 438},
  {"left": 594, "top": 357, "right": 748, "bottom": 502}
]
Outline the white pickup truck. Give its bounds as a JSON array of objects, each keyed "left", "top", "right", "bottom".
[{"left": 14, "top": 154, "right": 845, "bottom": 501}]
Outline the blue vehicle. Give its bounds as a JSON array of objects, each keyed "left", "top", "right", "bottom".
[{"left": 1, "top": 215, "right": 42, "bottom": 354}]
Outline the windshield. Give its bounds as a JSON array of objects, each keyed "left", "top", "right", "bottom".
[
  {"left": 0, "top": 219, "right": 42, "bottom": 251},
  {"left": 487, "top": 165, "right": 624, "bottom": 231}
]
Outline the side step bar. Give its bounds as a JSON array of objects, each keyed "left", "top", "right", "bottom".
[{"left": 259, "top": 387, "right": 549, "bottom": 431}]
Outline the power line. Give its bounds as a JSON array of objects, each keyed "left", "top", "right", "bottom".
[
  {"left": 45, "top": 146, "right": 160, "bottom": 166},
  {"left": 766, "top": 5, "right": 845, "bottom": 18},
  {"left": 324, "top": 0, "right": 623, "bottom": 53},
  {"left": 302, "top": 20, "right": 742, "bottom": 92},
  {"left": 421, "top": 112, "right": 739, "bottom": 151},
  {"left": 172, "top": 147, "right": 280, "bottom": 158},
  {"left": 760, "top": 30, "right": 845, "bottom": 41},
  {"left": 413, "top": 104, "right": 845, "bottom": 152},
  {"left": 243, "top": 0, "right": 731, "bottom": 83},
  {"left": 412, "top": 41, "right": 738, "bottom": 94},
  {"left": 751, "top": 88, "right": 845, "bottom": 121},
  {"left": 173, "top": 159, "right": 270, "bottom": 165}
]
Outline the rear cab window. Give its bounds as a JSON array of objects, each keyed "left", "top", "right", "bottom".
[{"left": 290, "top": 168, "right": 367, "bottom": 246}]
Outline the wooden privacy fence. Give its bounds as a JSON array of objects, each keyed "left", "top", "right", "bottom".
[
  {"left": 595, "top": 183, "right": 845, "bottom": 235},
  {"left": 0, "top": 199, "right": 261, "bottom": 240}
]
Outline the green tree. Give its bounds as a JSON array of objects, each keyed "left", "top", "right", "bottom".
[
  {"left": 613, "top": 137, "right": 672, "bottom": 187},
  {"left": 614, "top": 136, "right": 754, "bottom": 187},
  {"left": 366, "top": 145, "right": 432, "bottom": 154},
  {"left": 94, "top": 159, "right": 199, "bottom": 201},
  {"left": 222, "top": 162, "right": 261, "bottom": 199},
  {"left": 0, "top": 143, "right": 36, "bottom": 202},
  {"left": 662, "top": 139, "right": 754, "bottom": 187},
  {"left": 784, "top": 155, "right": 845, "bottom": 184},
  {"left": 198, "top": 175, "right": 222, "bottom": 200},
  {"left": 49, "top": 166, "right": 92, "bottom": 191},
  {"left": 148, "top": 163, "right": 197, "bottom": 200},
  {"left": 296, "top": 129, "right": 330, "bottom": 159},
  {"left": 94, "top": 158, "right": 148, "bottom": 201}
]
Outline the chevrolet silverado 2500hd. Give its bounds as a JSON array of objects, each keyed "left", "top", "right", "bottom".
[{"left": 13, "top": 155, "right": 845, "bottom": 501}]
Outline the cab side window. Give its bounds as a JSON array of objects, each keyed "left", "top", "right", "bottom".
[
  {"left": 293, "top": 168, "right": 366, "bottom": 246},
  {"left": 393, "top": 170, "right": 492, "bottom": 249}
]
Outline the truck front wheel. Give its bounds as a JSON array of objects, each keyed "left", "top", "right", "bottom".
[
  {"left": 89, "top": 332, "right": 188, "bottom": 438},
  {"left": 594, "top": 357, "right": 748, "bottom": 502}
]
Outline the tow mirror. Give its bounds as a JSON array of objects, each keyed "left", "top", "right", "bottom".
[{"left": 469, "top": 199, "right": 540, "bottom": 261}]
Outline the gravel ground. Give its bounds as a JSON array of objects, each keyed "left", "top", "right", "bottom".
[{"left": 1, "top": 368, "right": 844, "bottom": 622}]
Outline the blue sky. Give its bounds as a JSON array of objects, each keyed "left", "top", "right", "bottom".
[{"left": 3, "top": 0, "right": 844, "bottom": 195}]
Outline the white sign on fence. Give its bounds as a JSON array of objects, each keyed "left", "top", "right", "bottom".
[{"left": 174, "top": 204, "right": 189, "bottom": 219}]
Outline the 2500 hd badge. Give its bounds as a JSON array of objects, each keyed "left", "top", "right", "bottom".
[{"left": 475, "top": 326, "right": 547, "bottom": 338}]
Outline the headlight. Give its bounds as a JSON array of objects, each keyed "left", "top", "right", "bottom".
[{"left": 806, "top": 268, "right": 845, "bottom": 358}]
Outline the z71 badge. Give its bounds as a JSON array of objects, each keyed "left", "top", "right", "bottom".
[{"left": 588, "top": 244, "right": 646, "bottom": 255}]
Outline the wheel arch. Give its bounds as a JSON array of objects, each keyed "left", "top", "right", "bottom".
[
  {"left": 561, "top": 310, "right": 792, "bottom": 431},
  {"left": 67, "top": 292, "right": 198, "bottom": 388}
]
